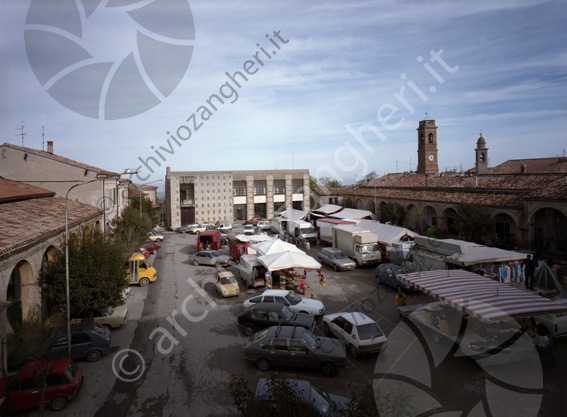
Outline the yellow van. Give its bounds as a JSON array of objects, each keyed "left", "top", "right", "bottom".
[{"left": 126, "top": 252, "right": 157, "bottom": 286}]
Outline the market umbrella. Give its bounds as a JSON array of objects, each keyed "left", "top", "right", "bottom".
[
  {"left": 257, "top": 251, "right": 322, "bottom": 272},
  {"left": 250, "top": 239, "right": 303, "bottom": 256},
  {"left": 534, "top": 263, "right": 567, "bottom": 297}
]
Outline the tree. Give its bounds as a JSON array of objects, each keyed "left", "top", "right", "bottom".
[
  {"left": 112, "top": 205, "right": 150, "bottom": 254},
  {"left": 319, "top": 176, "right": 343, "bottom": 188},
  {"left": 342, "top": 197, "right": 354, "bottom": 208},
  {"left": 381, "top": 202, "right": 406, "bottom": 225},
  {"left": 455, "top": 203, "right": 493, "bottom": 243},
  {"left": 355, "top": 171, "right": 378, "bottom": 186},
  {"left": 130, "top": 196, "right": 159, "bottom": 228},
  {"left": 13, "top": 307, "right": 56, "bottom": 417},
  {"left": 40, "top": 226, "right": 128, "bottom": 318},
  {"left": 309, "top": 175, "right": 319, "bottom": 190}
]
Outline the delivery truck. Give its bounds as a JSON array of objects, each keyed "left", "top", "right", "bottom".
[
  {"left": 288, "top": 220, "right": 318, "bottom": 245},
  {"left": 332, "top": 225, "right": 381, "bottom": 266},
  {"left": 317, "top": 218, "right": 356, "bottom": 245},
  {"left": 198, "top": 230, "right": 221, "bottom": 251}
]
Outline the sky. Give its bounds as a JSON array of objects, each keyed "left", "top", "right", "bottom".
[{"left": 1, "top": 0, "right": 566, "bottom": 192}]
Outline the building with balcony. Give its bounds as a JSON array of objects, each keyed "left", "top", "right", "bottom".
[{"left": 165, "top": 168, "right": 310, "bottom": 229}]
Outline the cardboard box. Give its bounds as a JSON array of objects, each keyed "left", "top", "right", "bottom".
[{"left": 439, "top": 318, "right": 460, "bottom": 336}]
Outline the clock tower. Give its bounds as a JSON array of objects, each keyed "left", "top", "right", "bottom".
[{"left": 416, "top": 119, "right": 438, "bottom": 175}]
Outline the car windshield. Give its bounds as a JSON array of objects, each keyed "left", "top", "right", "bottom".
[
  {"left": 66, "top": 361, "right": 78, "bottom": 381},
  {"left": 357, "top": 323, "right": 384, "bottom": 340},
  {"left": 220, "top": 277, "right": 236, "bottom": 285},
  {"left": 250, "top": 328, "right": 270, "bottom": 344},
  {"left": 285, "top": 292, "right": 302, "bottom": 306},
  {"left": 309, "top": 385, "right": 330, "bottom": 414},
  {"left": 280, "top": 306, "right": 294, "bottom": 321},
  {"left": 93, "top": 323, "right": 106, "bottom": 335},
  {"left": 210, "top": 251, "right": 221, "bottom": 257},
  {"left": 333, "top": 251, "right": 346, "bottom": 259},
  {"left": 357, "top": 244, "right": 378, "bottom": 254},
  {"left": 301, "top": 331, "right": 317, "bottom": 350},
  {"left": 104, "top": 307, "right": 114, "bottom": 316}
]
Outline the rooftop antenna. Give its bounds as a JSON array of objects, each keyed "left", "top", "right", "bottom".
[
  {"left": 425, "top": 110, "right": 428, "bottom": 121},
  {"left": 16, "top": 121, "right": 26, "bottom": 146},
  {"left": 42, "top": 117, "right": 45, "bottom": 151}
]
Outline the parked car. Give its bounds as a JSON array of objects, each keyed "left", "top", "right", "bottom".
[
  {"left": 140, "top": 240, "right": 160, "bottom": 254},
  {"left": 243, "top": 289, "right": 325, "bottom": 316},
  {"left": 237, "top": 303, "right": 315, "bottom": 336},
  {"left": 243, "top": 224, "right": 255, "bottom": 235},
  {"left": 147, "top": 230, "right": 164, "bottom": 242},
  {"left": 322, "top": 312, "right": 387, "bottom": 358},
  {"left": 9, "top": 323, "right": 112, "bottom": 370},
  {"left": 0, "top": 358, "right": 83, "bottom": 412},
  {"left": 244, "top": 325, "right": 346, "bottom": 376},
  {"left": 218, "top": 230, "right": 229, "bottom": 246},
  {"left": 215, "top": 271, "right": 240, "bottom": 298},
  {"left": 217, "top": 222, "right": 232, "bottom": 232},
  {"left": 246, "top": 217, "right": 266, "bottom": 225},
  {"left": 188, "top": 224, "right": 207, "bottom": 234},
  {"left": 317, "top": 247, "right": 356, "bottom": 271},
  {"left": 136, "top": 246, "right": 150, "bottom": 257},
  {"left": 189, "top": 250, "right": 230, "bottom": 267},
  {"left": 177, "top": 223, "right": 199, "bottom": 233},
  {"left": 202, "top": 221, "right": 215, "bottom": 228},
  {"left": 256, "top": 221, "right": 271, "bottom": 232},
  {"left": 48, "top": 323, "right": 112, "bottom": 362},
  {"left": 375, "top": 263, "right": 416, "bottom": 293},
  {"left": 49, "top": 306, "right": 129, "bottom": 330},
  {"left": 254, "top": 377, "right": 351, "bottom": 416},
  {"left": 535, "top": 310, "right": 567, "bottom": 338}
]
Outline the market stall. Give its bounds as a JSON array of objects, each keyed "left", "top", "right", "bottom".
[
  {"left": 257, "top": 250, "right": 322, "bottom": 295},
  {"left": 397, "top": 269, "right": 567, "bottom": 365}
]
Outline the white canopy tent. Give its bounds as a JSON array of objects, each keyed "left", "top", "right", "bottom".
[
  {"left": 257, "top": 251, "right": 322, "bottom": 272},
  {"left": 357, "top": 220, "right": 417, "bottom": 245},
  {"left": 330, "top": 208, "right": 376, "bottom": 220},
  {"left": 312, "top": 204, "right": 343, "bottom": 215},
  {"left": 276, "top": 209, "right": 308, "bottom": 221},
  {"left": 446, "top": 246, "right": 527, "bottom": 267},
  {"left": 250, "top": 239, "right": 304, "bottom": 256},
  {"left": 233, "top": 234, "right": 274, "bottom": 243}
]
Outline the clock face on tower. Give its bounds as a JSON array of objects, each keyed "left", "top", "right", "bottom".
[{"left": 428, "top": 154, "right": 435, "bottom": 162}]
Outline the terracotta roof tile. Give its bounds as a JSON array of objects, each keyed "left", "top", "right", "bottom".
[
  {"left": 0, "top": 197, "right": 102, "bottom": 255},
  {"left": 0, "top": 177, "right": 55, "bottom": 202}
]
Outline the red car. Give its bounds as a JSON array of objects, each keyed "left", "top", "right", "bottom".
[
  {"left": 245, "top": 217, "right": 266, "bottom": 226},
  {"left": 140, "top": 240, "right": 160, "bottom": 254},
  {"left": 0, "top": 358, "right": 83, "bottom": 412},
  {"left": 137, "top": 246, "right": 150, "bottom": 257}
]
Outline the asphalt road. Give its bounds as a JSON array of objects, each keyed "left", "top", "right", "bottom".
[{"left": 16, "top": 226, "right": 566, "bottom": 417}]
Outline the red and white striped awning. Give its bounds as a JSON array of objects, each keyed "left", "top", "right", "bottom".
[{"left": 398, "top": 269, "right": 567, "bottom": 322}]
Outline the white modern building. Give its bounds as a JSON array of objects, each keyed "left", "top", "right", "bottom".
[{"left": 165, "top": 168, "right": 310, "bottom": 229}]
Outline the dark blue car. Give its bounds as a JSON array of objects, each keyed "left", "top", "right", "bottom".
[{"left": 375, "top": 263, "right": 417, "bottom": 293}]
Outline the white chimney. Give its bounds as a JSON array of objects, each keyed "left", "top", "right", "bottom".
[{"left": 47, "top": 141, "right": 54, "bottom": 154}]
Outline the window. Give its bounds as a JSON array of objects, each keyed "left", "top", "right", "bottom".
[
  {"left": 13, "top": 377, "right": 38, "bottom": 391},
  {"left": 292, "top": 179, "right": 303, "bottom": 193},
  {"left": 249, "top": 296, "right": 262, "bottom": 304},
  {"left": 263, "top": 296, "right": 275, "bottom": 303},
  {"left": 251, "top": 311, "right": 268, "bottom": 321},
  {"left": 344, "top": 321, "right": 353, "bottom": 334},
  {"left": 428, "top": 133, "right": 434, "bottom": 143},
  {"left": 46, "top": 374, "right": 65, "bottom": 387},
  {"left": 233, "top": 181, "right": 246, "bottom": 196},
  {"left": 254, "top": 180, "right": 266, "bottom": 195},
  {"left": 289, "top": 339, "right": 308, "bottom": 352},
  {"left": 267, "top": 311, "right": 281, "bottom": 322},
  {"left": 271, "top": 339, "right": 288, "bottom": 351},
  {"left": 292, "top": 201, "right": 303, "bottom": 210},
  {"left": 273, "top": 179, "right": 285, "bottom": 194},
  {"left": 71, "top": 333, "right": 91, "bottom": 344}
]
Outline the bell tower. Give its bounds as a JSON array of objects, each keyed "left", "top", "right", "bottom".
[
  {"left": 475, "top": 133, "right": 488, "bottom": 174},
  {"left": 417, "top": 119, "right": 438, "bottom": 174}
]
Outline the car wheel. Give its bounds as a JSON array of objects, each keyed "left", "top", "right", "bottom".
[
  {"left": 244, "top": 325, "right": 255, "bottom": 336},
  {"left": 86, "top": 349, "right": 102, "bottom": 362},
  {"left": 354, "top": 259, "right": 359, "bottom": 267},
  {"left": 348, "top": 344, "right": 359, "bottom": 359},
  {"left": 50, "top": 395, "right": 69, "bottom": 411},
  {"left": 193, "top": 260, "right": 199, "bottom": 266},
  {"left": 103, "top": 324, "right": 113, "bottom": 332},
  {"left": 323, "top": 322, "right": 331, "bottom": 336},
  {"left": 320, "top": 361, "right": 336, "bottom": 377},
  {"left": 157, "top": 239, "right": 163, "bottom": 242},
  {"left": 256, "top": 357, "right": 271, "bottom": 372},
  {"left": 333, "top": 264, "right": 337, "bottom": 271},
  {"left": 376, "top": 276, "right": 382, "bottom": 285},
  {"left": 299, "top": 310, "right": 308, "bottom": 315},
  {"left": 215, "top": 262, "right": 220, "bottom": 268},
  {"left": 139, "top": 277, "right": 150, "bottom": 287}
]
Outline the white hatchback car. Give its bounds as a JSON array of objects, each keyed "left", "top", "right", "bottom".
[
  {"left": 322, "top": 312, "right": 387, "bottom": 358},
  {"left": 243, "top": 289, "right": 325, "bottom": 316}
]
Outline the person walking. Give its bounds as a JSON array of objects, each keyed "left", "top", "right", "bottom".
[
  {"left": 522, "top": 254, "right": 535, "bottom": 290},
  {"left": 533, "top": 324, "right": 550, "bottom": 369}
]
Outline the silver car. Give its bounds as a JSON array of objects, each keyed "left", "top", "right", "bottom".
[
  {"left": 189, "top": 250, "right": 230, "bottom": 267},
  {"left": 317, "top": 247, "right": 356, "bottom": 271}
]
